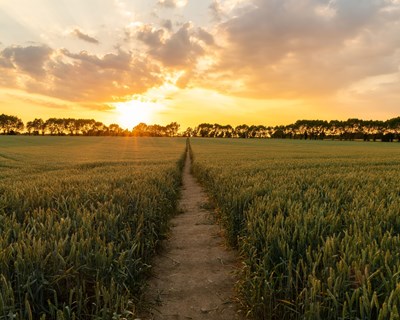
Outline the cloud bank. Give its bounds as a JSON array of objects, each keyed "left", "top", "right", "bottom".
[
  {"left": 0, "top": 45, "right": 163, "bottom": 110},
  {"left": 207, "top": 0, "right": 400, "bottom": 101}
]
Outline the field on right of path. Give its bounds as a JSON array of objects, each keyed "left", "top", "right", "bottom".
[{"left": 190, "top": 138, "right": 400, "bottom": 320}]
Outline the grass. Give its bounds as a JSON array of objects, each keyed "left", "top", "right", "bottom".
[
  {"left": 4, "top": 136, "right": 400, "bottom": 319},
  {"left": 0, "top": 136, "right": 187, "bottom": 319},
  {"left": 190, "top": 138, "right": 400, "bottom": 319}
]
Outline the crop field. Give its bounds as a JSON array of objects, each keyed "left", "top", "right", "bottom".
[
  {"left": 0, "top": 136, "right": 186, "bottom": 319},
  {"left": 190, "top": 138, "right": 400, "bottom": 319}
]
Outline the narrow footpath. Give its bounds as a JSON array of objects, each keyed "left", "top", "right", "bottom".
[{"left": 142, "top": 152, "right": 243, "bottom": 319}]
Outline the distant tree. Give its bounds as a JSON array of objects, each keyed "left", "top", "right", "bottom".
[
  {"left": 386, "top": 117, "right": 400, "bottom": 131},
  {"left": 108, "top": 123, "right": 123, "bottom": 136},
  {"left": 75, "top": 119, "right": 94, "bottom": 135},
  {"left": 26, "top": 120, "right": 34, "bottom": 135},
  {"left": 182, "top": 127, "right": 194, "bottom": 137},
  {"left": 386, "top": 117, "right": 400, "bottom": 141},
  {"left": 44, "top": 118, "right": 56, "bottom": 135},
  {"left": 235, "top": 124, "right": 249, "bottom": 138},
  {"left": 89, "top": 121, "right": 107, "bottom": 136},
  {"left": 223, "top": 125, "right": 234, "bottom": 138},
  {"left": 80, "top": 119, "right": 96, "bottom": 135},
  {"left": 132, "top": 123, "right": 149, "bottom": 137},
  {"left": 30, "top": 118, "right": 45, "bottom": 135},
  {"left": 214, "top": 124, "right": 234, "bottom": 138},
  {"left": 44, "top": 118, "right": 64, "bottom": 135},
  {"left": 254, "top": 125, "right": 268, "bottom": 138},
  {"left": 148, "top": 124, "right": 164, "bottom": 137},
  {"left": 0, "top": 114, "right": 24, "bottom": 134},
  {"left": 272, "top": 126, "right": 286, "bottom": 139},
  {"left": 63, "top": 118, "right": 76, "bottom": 135},
  {"left": 165, "top": 122, "right": 180, "bottom": 137},
  {"left": 195, "top": 123, "right": 213, "bottom": 137}
]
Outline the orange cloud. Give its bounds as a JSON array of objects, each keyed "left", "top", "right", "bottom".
[{"left": 0, "top": 45, "right": 164, "bottom": 109}]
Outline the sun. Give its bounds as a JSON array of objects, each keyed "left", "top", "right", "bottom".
[{"left": 113, "top": 99, "right": 159, "bottom": 129}]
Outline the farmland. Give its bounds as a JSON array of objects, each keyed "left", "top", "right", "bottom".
[
  {"left": 190, "top": 139, "right": 400, "bottom": 319},
  {"left": 0, "top": 136, "right": 186, "bottom": 319},
  {"left": 3, "top": 136, "right": 400, "bottom": 319}
]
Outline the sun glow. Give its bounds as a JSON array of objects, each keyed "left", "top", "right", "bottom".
[{"left": 114, "top": 99, "right": 162, "bottom": 129}]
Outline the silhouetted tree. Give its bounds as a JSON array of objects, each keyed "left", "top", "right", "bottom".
[
  {"left": 165, "top": 122, "right": 180, "bottom": 137},
  {"left": 4, "top": 112, "right": 400, "bottom": 141},
  {"left": 182, "top": 127, "right": 194, "bottom": 137},
  {"left": 0, "top": 114, "right": 24, "bottom": 134},
  {"left": 218, "top": 125, "right": 234, "bottom": 138},
  {"left": 132, "top": 123, "right": 149, "bottom": 137},
  {"left": 44, "top": 118, "right": 65, "bottom": 135},
  {"left": 108, "top": 123, "right": 123, "bottom": 136},
  {"left": 27, "top": 118, "right": 45, "bottom": 135},
  {"left": 235, "top": 124, "right": 250, "bottom": 138},
  {"left": 195, "top": 123, "right": 214, "bottom": 137}
]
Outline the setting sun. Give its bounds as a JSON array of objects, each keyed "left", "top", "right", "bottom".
[{"left": 113, "top": 99, "right": 162, "bottom": 129}]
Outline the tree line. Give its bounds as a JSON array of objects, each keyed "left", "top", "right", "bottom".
[
  {"left": 0, "top": 114, "right": 180, "bottom": 137},
  {"left": 184, "top": 118, "right": 400, "bottom": 141},
  {"left": 1, "top": 113, "right": 400, "bottom": 141}
]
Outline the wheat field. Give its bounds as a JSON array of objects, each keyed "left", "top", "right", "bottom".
[
  {"left": 0, "top": 136, "right": 186, "bottom": 319},
  {"left": 190, "top": 138, "right": 400, "bottom": 319}
]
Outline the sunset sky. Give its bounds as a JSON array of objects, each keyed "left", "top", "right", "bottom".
[{"left": 1, "top": 0, "right": 400, "bottom": 129}]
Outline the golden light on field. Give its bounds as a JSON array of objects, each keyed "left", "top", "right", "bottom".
[{"left": 113, "top": 99, "right": 163, "bottom": 129}]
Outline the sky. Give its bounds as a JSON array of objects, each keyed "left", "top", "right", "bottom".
[{"left": 0, "top": 0, "right": 400, "bottom": 129}]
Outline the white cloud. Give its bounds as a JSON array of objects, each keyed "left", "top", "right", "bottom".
[{"left": 157, "top": 0, "right": 188, "bottom": 8}]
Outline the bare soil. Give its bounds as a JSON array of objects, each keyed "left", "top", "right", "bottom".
[{"left": 140, "top": 152, "right": 244, "bottom": 319}]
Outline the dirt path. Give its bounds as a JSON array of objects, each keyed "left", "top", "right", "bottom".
[{"left": 141, "top": 152, "right": 243, "bottom": 319}]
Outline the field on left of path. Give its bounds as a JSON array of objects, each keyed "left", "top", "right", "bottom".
[{"left": 0, "top": 136, "right": 186, "bottom": 320}]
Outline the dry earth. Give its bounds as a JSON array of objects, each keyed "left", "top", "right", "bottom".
[{"left": 140, "top": 152, "right": 244, "bottom": 319}]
